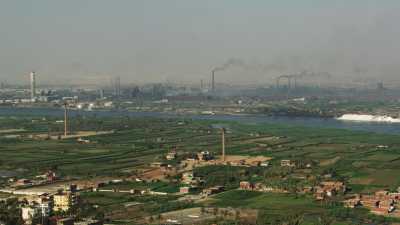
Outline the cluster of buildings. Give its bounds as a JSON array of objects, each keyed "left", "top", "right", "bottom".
[
  {"left": 238, "top": 180, "right": 347, "bottom": 198},
  {"left": 239, "top": 181, "right": 288, "bottom": 193},
  {"left": 19, "top": 185, "right": 84, "bottom": 225},
  {"left": 313, "top": 181, "right": 347, "bottom": 200},
  {"left": 9, "top": 171, "right": 58, "bottom": 189},
  {"left": 344, "top": 189, "right": 400, "bottom": 215}
]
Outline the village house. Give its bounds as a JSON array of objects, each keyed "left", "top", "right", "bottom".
[
  {"left": 13, "top": 179, "right": 32, "bottom": 188},
  {"left": 77, "top": 137, "right": 91, "bottom": 144},
  {"left": 197, "top": 151, "right": 213, "bottom": 161},
  {"left": 21, "top": 195, "right": 52, "bottom": 224},
  {"left": 239, "top": 181, "right": 255, "bottom": 191},
  {"left": 281, "top": 160, "right": 295, "bottom": 167},
  {"left": 181, "top": 172, "right": 203, "bottom": 185},
  {"left": 21, "top": 206, "right": 38, "bottom": 224},
  {"left": 166, "top": 151, "right": 177, "bottom": 160},
  {"left": 160, "top": 164, "right": 175, "bottom": 173},
  {"left": 202, "top": 186, "right": 225, "bottom": 197},
  {"left": 343, "top": 194, "right": 362, "bottom": 208},
  {"left": 314, "top": 181, "right": 346, "bottom": 200},
  {"left": 301, "top": 186, "right": 314, "bottom": 194},
  {"left": 179, "top": 186, "right": 197, "bottom": 194},
  {"left": 46, "top": 170, "right": 58, "bottom": 182},
  {"left": 357, "top": 190, "right": 400, "bottom": 215}
]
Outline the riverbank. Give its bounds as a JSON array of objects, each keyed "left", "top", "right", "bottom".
[{"left": 1, "top": 106, "right": 400, "bottom": 134}]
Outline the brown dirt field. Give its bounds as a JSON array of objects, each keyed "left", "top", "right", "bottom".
[
  {"left": 140, "top": 168, "right": 166, "bottom": 180},
  {"left": 61, "top": 130, "right": 114, "bottom": 139},
  {"left": 237, "top": 136, "right": 278, "bottom": 144},
  {"left": 320, "top": 156, "right": 341, "bottom": 166},
  {"left": 350, "top": 177, "right": 374, "bottom": 185}
]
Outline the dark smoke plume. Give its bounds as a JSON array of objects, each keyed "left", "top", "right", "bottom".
[{"left": 212, "top": 58, "right": 248, "bottom": 73}]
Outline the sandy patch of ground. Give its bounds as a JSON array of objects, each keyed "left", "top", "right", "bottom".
[
  {"left": 62, "top": 130, "right": 114, "bottom": 139},
  {"left": 320, "top": 156, "right": 341, "bottom": 166}
]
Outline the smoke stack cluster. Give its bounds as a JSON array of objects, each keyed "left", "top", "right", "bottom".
[{"left": 210, "top": 58, "right": 248, "bottom": 93}]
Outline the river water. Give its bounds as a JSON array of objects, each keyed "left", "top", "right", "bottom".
[{"left": 0, "top": 107, "right": 400, "bottom": 135}]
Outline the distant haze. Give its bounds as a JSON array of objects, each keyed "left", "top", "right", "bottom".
[{"left": 0, "top": 1, "right": 400, "bottom": 86}]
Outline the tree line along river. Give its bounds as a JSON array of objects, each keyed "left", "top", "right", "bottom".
[{"left": 1, "top": 107, "right": 400, "bottom": 135}]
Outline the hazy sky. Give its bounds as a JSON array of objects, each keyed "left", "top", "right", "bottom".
[{"left": 1, "top": 0, "right": 400, "bottom": 86}]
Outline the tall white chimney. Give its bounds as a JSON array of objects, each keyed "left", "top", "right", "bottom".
[{"left": 30, "top": 71, "right": 36, "bottom": 101}]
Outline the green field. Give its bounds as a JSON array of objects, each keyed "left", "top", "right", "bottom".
[
  {"left": 1, "top": 115, "right": 400, "bottom": 224},
  {"left": 1, "top": 116, "right": 400, "bottom": 190},
  {"left": 211, "top": 190, "right": 394, "bottom": 225}
]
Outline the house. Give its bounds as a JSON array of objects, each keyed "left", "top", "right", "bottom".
[
  {"left": 179, "top": 186, "right": 197, "bottom": 194},
  {"left": 35, "top": 195, "right": 53, "bottom": 218},
  {"left": 53, "top": 191, "right": 79, "bottom": 212},
  {"left": 181, "top": 172, "right": 203, "bottom": 185},
  {"left": 77, "top": 138, "right": 91, "bottom": 144},
  {"left": 181, "top": 172, "right": 195, "bottom": 184},
  {"left": 314, "top": 187, "right": 326, "bottom": 200},
  {"left": 202, "top": 186, "right": 225, "bottom": 197},
  {"left": 20, "top": 194, "right": 53, "bottom": 222},
  {"left": 239, "top": 181, "right": 254, "bottom": 191},
  {"left": 21, "top": 206, "right": 38, "bottom": 224},
  {"left": 281, "top": 160, "right": 295, "bottom": 167},
  {"left": 302, "top": 186, "right": 313, "bottom": 194},
  {"left": 320, "top": 181, "right": 346, "bottom": 193},
  {"left": 343, "top": 195, "right": 362, "bottom": 208},
  {"left": 197, "top": 151, "right": 213, "bottom": 161},
  {"left": 314, "top": 181, "right": 346, "bottom": 200},
  {"left": 358, "top": 190, "right": 399, "bottom": 215},
  {"left": 14, "top": 179, "right": 32, "bottom": 187},
  {"left": 166, "top": 151, "right": 177, "bottom": 160},
  {"left": 46, "top": 170, "right": 58, "bottom": 182}
]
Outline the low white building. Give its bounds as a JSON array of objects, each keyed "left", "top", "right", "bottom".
[{"left": 22, "top": 206, "right": 38, "bottom": 224}]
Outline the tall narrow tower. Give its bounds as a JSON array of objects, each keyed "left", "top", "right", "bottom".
[
  {"left": 114, "top": 76, "right": 121, "bottom": 97},
  {"left": 30, "top": 71, "right": 36, "bottom": 100},
  {"left": 64, "top": 103, "right": 68, "bottom": 137},
  {"left": 211, "top": 70, "right": 215, "bottom": 93},
  {"left": 221, "top": 128, "right": 226, "bottom": 161}
]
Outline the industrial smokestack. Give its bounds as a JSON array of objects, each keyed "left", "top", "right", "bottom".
[
  {"left": 114, "top": 76, "right": 121, "bottom": 97},
  {"left": 30, "top": 71, "right": 36, "bottom": 101},
  {"left": 64, "top": 103, "right": 68, "bottom": 137},
  {"left": 221, "top": 128, "right": 226, "bottom": 161},
  {"left": 211, "top": 70, "right": 215, "bottom": 93}
]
